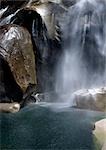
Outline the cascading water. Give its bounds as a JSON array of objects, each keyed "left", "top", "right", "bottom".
[
  {"left": 0, "top": 0, "right": 105, "bottom": 109},
  {"left": 55, "top": 0, "right": 106, "bottom": 98}
]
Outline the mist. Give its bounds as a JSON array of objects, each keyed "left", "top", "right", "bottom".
[{"left": 55, "top": 0, "right": 106, "bottom": 97}]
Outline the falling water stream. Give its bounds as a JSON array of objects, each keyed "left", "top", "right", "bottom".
[
  {"left": 56, "top": 0, "right": 106, "bottom": 96},
  {"left": 0, "top": 0, "right": 106, "bottom": 149},
  {"left": 29, "top": 0, "right": 106, "bottom": 108}
]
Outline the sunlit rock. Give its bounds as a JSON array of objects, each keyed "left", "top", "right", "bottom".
[
  {"left": 93, "top": 119, "right": 106, "bottom": 150},
  {"left": 0, "top": 102, "right": 20, "bottom": 113},
  {"left": 0, "top": 25, "right": 37, "bottom": 92},
  {"left": 73, "top": 87, "right": 106, "bottom": 112}
]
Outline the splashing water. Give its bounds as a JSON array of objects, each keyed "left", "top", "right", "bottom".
[{"left": 55, "top": 0, "right": 106, "bottom": 97}]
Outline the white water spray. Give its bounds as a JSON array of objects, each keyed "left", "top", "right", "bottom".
[{"left": 55, "top": 0, "right": 106, "bottom": 98}]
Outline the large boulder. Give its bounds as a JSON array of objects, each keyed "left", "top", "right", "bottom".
[
  {"left": 93, "top": 119, "right": 106, "bottom": 150},
  {"left": 0, "top": 25, "right": 37, "bottom": 92},
  {"left": 0, "top": 0, "right": 63, "bottom": 93},
  {"left": 0, "top": 102, "right": 20, "bottom": 113},
  {"left": 73, "top": 87, "right": 106, "bottom": 112}
]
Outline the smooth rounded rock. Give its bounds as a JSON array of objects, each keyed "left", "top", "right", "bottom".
[
  {"left": 73, "top": 87, "right": 106, "bottom": 112},
  {"left": 0, "top": 102, "right": 20, "bottom": 113},
  {"left": 93, "top": 119, "right": 106, "bottom": 149}
]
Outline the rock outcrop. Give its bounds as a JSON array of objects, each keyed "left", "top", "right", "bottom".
[
  {"left": 0, "top": 102, "right": 20, "bottom": 113},
  {"left": 73, "top": 87, "right": 106, "bottom": 112},
  {"left": 0, "top": 0, "right": 63, "bottom": 107},
  {"left": 0, "top": 25, "right": 37, "bottom": 92},
  {"left": 93, "top": 119, "right": 106, "bottom": 150},
  {"left": 26, "top": 0, "right": 65, "bottom": 39}
]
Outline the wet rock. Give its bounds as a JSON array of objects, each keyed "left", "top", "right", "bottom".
[
  {"left": 0, "top": 102, "right": 20, "bottom": 113},
  {"left": 62, "top": 0, "right": 77, "bottom": 7},
  {"left": 0, "top": 0, "right": 28, "bottom": 18},
  {"left": 93, "top": 119, "right": 106, "bottom": 149},
  {"left": 73, "top": 87, "right": 106, "bottom": 112},
  {"left": 26, "top": 0, "right": 64, "bottom": 39},
  {"left": 0, "top": 25, "right": 37, "bottom": 92},
  {"left": 10, "top": 8, "right": 53, "bottom": 91},
  {"left": 10, "top": 7, "right": 62, "bottom": 92},
  {"left": 0, "top": 1, "right": 62, "bottom": 93},
  {"left": 0, "top": 7, "right": 8, "bottom": 19}
]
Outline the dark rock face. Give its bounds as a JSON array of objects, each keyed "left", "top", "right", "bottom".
[
  {"left": 10, "top": 9, "right": 51, "bottom": 92},
  {"left": 0, "top": 0, "right": 28, "bottom": 18},
  {"left": 0, "top": 1, "right": 62, "bottom": 105},
  {"left": 10, "top": 8, "right": 62, "bottom": 92},
  {"left": 0, "top": 54, "right": 23, "bottom": 103}
]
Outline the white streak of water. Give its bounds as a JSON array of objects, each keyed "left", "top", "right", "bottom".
[{"left": 55, "top": 0, "right": 106, "bottom": 104}]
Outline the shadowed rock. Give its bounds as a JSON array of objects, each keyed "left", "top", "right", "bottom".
[
  {"left": 0, "top": 0, "right": 28, "bottom": 18},
  {"left": 10, "top": 7, "right": 62, "bottom": 92},
  {"left": 26, "top": 0, "right": 64, "bottom": 39},
  {"left": 0, "top": 54, "right": 23, "bottom": 102},
  {"left": 0, "top": 0, "right": 63, "bottom": 93}
]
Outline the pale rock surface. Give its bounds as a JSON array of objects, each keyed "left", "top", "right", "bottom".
[
  {"left": 0, "top": 102, "right": 20, "bottom": 113},
  {"left": 93, "top": 119, "right": 106, "bottom": 150},
  {"left": 72, "top": 87, "right": 106, "bottom": 111}
]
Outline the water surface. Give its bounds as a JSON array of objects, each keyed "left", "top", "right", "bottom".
[{"left": 0, "top": 104, "right": 105, "bottom": 149}]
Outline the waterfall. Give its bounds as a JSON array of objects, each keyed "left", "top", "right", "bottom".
[{"left": 55, "top": 0, "right": 106, "bottom": 95}]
